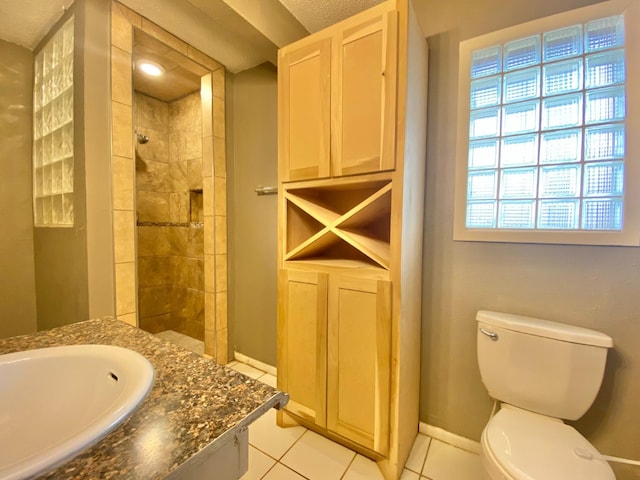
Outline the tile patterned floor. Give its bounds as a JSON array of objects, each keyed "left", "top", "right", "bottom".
[
  {"left": 226, "top": 361, "right": 486, "bottom": 480},
  {"left": 156, "top": 331, "right": 485, "bottom": 480}
]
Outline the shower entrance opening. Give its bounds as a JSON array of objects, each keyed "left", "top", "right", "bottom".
[{"left": 109, "top": 11, "right": 228, "bottom": 362}]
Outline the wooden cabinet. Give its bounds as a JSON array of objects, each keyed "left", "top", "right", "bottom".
[
  {"left": 277, "top": 1, "right": 428, "bottom": 479},
  {"left": 327, "top": 276, "right": 391, "bottom": 454},
  {"left": 332, "top": 11, "right": 397, "bottom": 177},
  {"left": 278, "top": 269, "right": 327, "bottom": 427},
  {"left": 279, "top": 39, "right": 331, "bottom": 182},
  {"left": 279, "top": 271, "right": 391, "bottom": 453},
  {"left": 278, "top": 10, "right": 397, "bottom": 182}
]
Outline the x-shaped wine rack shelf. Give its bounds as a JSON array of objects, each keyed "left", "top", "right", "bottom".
[{"left": 283, "top": 181, "right": 392, "bottom": 269}]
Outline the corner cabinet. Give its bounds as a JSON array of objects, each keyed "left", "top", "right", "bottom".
[
  {"left": 277, "top": 1, "right": 428, "bottom": 479},
  {"left": 278, "top": 9, "right": 397, "bottom": 182}
]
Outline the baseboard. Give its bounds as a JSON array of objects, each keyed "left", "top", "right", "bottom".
[
  {"left": 233, "top": 351, "right": 277, "bottom": 376},
  {"left": 419, "top": 422, "right": 482, "bottom": 455}
]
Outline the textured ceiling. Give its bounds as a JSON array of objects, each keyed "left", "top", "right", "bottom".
[
  {"left": 0, "top": 0, "right": 74, "bottom": 49},
  {"left": 0, "top": 0, "right": 383, "bottom": 71},
  {"left": 276, "top": 0, "right": 384, "bottom": 32}
]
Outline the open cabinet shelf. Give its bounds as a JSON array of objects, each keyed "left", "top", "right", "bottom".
[{"left": 284, "top": 180, "right": 392, "bottom": 269}]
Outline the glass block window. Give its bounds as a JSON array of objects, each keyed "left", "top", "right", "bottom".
[
  {"left": 465, "top": 14, "right": 625, "bottom": 232},
  {"left": 33, "top": 17, "right": 74, "bottom": 227}
]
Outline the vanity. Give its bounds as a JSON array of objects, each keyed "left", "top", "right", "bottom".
[{"left": 0, "top": 318, "right": 287, "bottom": 479}]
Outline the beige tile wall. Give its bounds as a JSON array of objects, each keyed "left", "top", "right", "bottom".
[
  {"left": 135, "top": 91, "right": 205, "bottom": 340},
  {"left": 111, "top": 1, "right": 228, "bottom": 362}
]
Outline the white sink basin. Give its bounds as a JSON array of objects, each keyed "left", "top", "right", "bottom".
[{"left": 0, "top": 345, "right": 154, "bottom": 480}]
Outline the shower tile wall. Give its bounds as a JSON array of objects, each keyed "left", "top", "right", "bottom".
[{"left": 136, "top": 91, "right": 205, "bottom": 340}]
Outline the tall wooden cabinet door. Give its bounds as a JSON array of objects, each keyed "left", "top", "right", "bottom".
[
  {"left": 327, "top": 275, "right": 391, "bottom": 454},
  {"left": 278, "top": 269, "right": 328, "bottom": 427},
  {"left": 279, "top": 38, "right": 331, "bottom": 182},
  {"left": 332, "top": 11, "right": 398, "bottom": 178}
]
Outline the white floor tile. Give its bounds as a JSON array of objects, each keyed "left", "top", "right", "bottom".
[
  {"left": 249, "top": 408, "right": 306, "bottom": 460},
  {"left": 262, "top": 463, "right": 307, "bottom": 480},
  {"left": 422, "top": 439, "right": 484, "bottom": 480},
  {"left": 400, "top": 469, "right": 420, "bottom": 480},
  {"left": 241, "top": 446, "right": 276, "bottom": 480},
  {"left": 228, "top": 361, "right": 265, "bottom": 379},
  {"left": 258, "top": 373, "right": 277, "bottom": 388},
  {"left": 342, "top": 454, "right": 384, "bottom": 480},
  {"left": 404, "top": 433, "right": 431, "bottom": 473},
  {"left": 281, "top": 430, "right": 356, "bottom": 480}
]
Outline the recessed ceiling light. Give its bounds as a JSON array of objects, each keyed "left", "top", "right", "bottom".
[{"left": 138, "top": 61, "right": 164, "bottom": 77}]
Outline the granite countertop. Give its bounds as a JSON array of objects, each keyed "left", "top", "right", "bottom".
[{"left": 0, "top": 318, "right": 287, "bottom": 479}]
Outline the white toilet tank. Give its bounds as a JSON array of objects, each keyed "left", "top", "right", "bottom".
[{"left": 476, "top": 311, "right": 613, "bottom": 420}]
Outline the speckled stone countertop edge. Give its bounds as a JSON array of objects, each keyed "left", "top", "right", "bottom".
[
  {"left": 0, "top": 318, "right": 288, "bottom": 480},
  {"left": 164, "top": 392, "right": 289, "bottom": 480}
]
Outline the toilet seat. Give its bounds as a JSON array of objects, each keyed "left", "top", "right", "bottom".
[{"left": 482, "top": 406, "right": 615, "bottom": 480}]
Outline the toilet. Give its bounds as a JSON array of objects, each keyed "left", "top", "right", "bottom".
[{"left": 476, "top": 310, "right": 615, "bottom": 480}]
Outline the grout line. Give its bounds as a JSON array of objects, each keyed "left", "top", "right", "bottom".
[
  {"left": 283, "top": 463, "right": 311, "bottom": 480},
  {"left": 258, "top": 460, "right": 277, "bottom": 480},
  {"left": 419, "top": 435, "right": 432, "bottom": 477},
  {"left": 248, "top": 443, "right": 278, "bottom": 462},
  {"left": 248, "top": 421, "right": 309, "bottom": 463},
  {"left": 338, "top": 452, "right": 358, "bottom": 480}
]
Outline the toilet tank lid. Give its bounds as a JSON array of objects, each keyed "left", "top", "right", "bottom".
[{"left": 476, "top": 311, "right": 613, "bottom": 348}]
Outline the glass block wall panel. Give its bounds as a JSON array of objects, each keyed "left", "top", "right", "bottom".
[
  {"left": 584, "top": 124, "right": 625, "bottom": 161},
  {"left": 469, "top": 139, "right": 499, "bottom": 169},
  {"left": 585, "top": 50, "right": 625, "bottom": 88},
  {"left": 465, "top": 13, "right": 626, "bottom": 231},
  {"left": 542, "top": 59, "right": 582, "bottom": 95},
  {"left": 498, "top": 200, "right": 535, "bottom": 228},
  {"left": 582, "top": 198, "right": 622, "bottom": 229},
  {"left": 501, "top": 134, "right": 538, "bottom": 167},
  {"left": 502, "top": 100, "right": 539, "bottom": 135},
  {"left": 504, "top": 36, "right": 540, "bottom": 71},
  {"left": 503, "top": 68, "right": 540, "bottom": 103},
  {"left": 471, "top": 46, "right": 502, "bottom": 78},
  {"left": 585, "top": 15, "right": 624, "bottom": 52},
  {"left": 540, "top": 129, "right": 582, "bottom": 164},
  {"left": 467, "top": 201, "right": 497, "bottom": 228},
  {"left": 470, "top": 77, "right": 501, "bottom": 109},
  {"left": 541, "top": 93, "right": 583, "bottom": 129},
  {"left": 500, "top": 168, "right": 537, "bottom": 199},
  {"left": 538, "top": 199, "right": 580, "bottom": 229},
  {"left": 469, "top": 108, "right": 501, "bottom": 138},
  {"left": 543, "top": 25, "right": 582, "bottom": 61},
  {"left": 468, "top": 170, "right": 497, "bottom": 200},
  {"left": 539, "top": 165, "right": 581, "bottom": 197},
  {"left": 585, "top": 86, "right": 625, "bottom": 124},
  {"left": 33, "top": 17, "right": 74, "bottom": 226}
]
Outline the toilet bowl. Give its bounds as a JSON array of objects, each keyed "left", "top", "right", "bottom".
[
  {"left": 476, "top": 311, "right": 615, "bottom": 480},
  {"left": 481, "top": 405, "right": 615, "bottom": 479}
]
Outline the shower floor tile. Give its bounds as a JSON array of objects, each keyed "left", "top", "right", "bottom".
[{"left": 155, "top": 330, "right": 204, "bottom": 355}]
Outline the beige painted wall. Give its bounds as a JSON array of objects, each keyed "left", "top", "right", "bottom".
[
  {"left": 228, "top": 63, "right": 278, "bottom": 364},
  {"left": 35, "top": 0, "right": 114, "bottom": 331},
  {"left": 415, "top": 0, "right": 640, "bottom": 478},
  {"left": 0, "top": 40, "right": 38, "bottom": 338}
]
